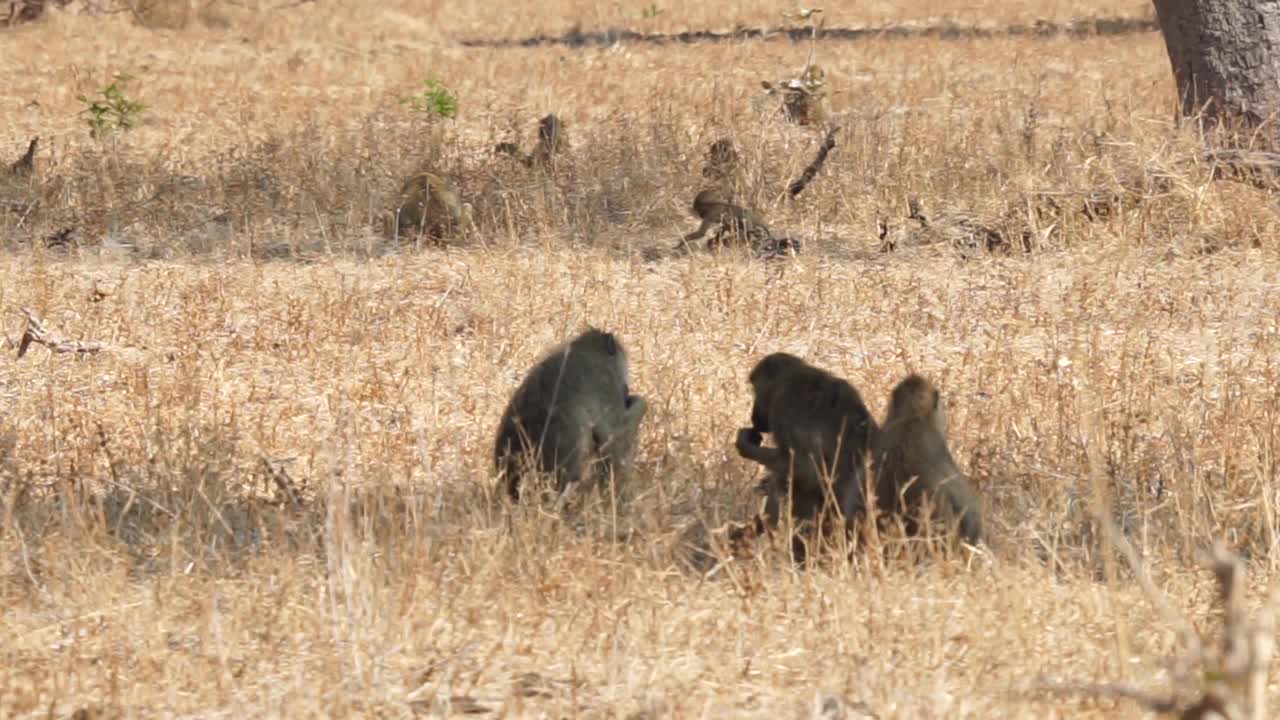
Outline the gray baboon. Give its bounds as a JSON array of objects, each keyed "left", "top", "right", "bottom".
[
  {"left": 388, "top": 171, "right": 474, "bottom": 242},
  {"left": 680, "top": 189, "right": 801, "bottom": 258},
  {"left": 9, "top": 137, "right": 36, "bottom": 177},
  {"left": 734, "top": 352, "right": 877, "bottom": 562},
  {"left": 494, "top": 329, "right": 648, "bottom": 503},
  {"left": 495, "top": 113, "right": 567, "bottom": 169},
  {"left": 872, "top": 374, "right": 983, "bottom": 545}
]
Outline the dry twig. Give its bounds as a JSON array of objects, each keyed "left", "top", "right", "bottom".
[
  {"left": 15, "top": 307, "right": 104, "bottom": 359},
  {"left": 1035, "top": 522, "right": 1277, "bottom": 719}
]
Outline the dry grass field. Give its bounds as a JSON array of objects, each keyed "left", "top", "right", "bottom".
[{"left": 3, "top": 1, "right": 1280, "bottom": 718}]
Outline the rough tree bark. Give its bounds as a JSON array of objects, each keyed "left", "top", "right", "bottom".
[{"left": 1152, "top": 0, "right": 1280, "bottom": 145}]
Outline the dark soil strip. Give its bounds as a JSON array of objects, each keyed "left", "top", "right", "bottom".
[{"left": 460, "top": 16, "right": 1157, "bottom": 50}]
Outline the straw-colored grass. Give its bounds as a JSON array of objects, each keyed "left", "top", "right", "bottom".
[{"left": 1, "top": 2, "right": 1278, "bottom": 718}]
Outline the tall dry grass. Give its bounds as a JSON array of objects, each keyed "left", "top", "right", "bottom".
[{"left": 1, "top": 1, "right": 1279, "bottom": 718}]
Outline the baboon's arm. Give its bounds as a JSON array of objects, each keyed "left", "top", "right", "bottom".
[
  {"left": 683, "top": 219, "right": 713, "bottom": 242},
  {"left": 735, "top": 427, "right": 788, "bottom": 472}
]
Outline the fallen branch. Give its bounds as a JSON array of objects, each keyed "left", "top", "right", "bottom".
[{"left": 16, "top": 308, "right": 104, "bottom": 359}]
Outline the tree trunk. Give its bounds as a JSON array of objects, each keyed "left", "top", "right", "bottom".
[{"left": 1152, "top": 0, "right": 1280, "bottom": 144}]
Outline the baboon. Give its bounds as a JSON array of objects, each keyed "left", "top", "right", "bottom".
[
  {"left": 388, "top": 171, "right": 474, "bottom": 242},
  {"left": 734, "top": 352, "right": 877, "bottom": 562},
  {"left": 872, "top": 374, "right": 983, "bottom": 546},
  {"left": 701, "top": 138, "right": 739, "bottom": 184},
  {"left": 495, "top": 113, "right": 567, "bottom": 169},
  {"left": 9, "top": 137, "right": 36, "bottom": 177},
  {"left": 680, "top": 189, "right": 801, "bottom": 258},
  {"left": 494, "top": 329, "right": 648, "bottom": 503},
  {"left": 763, "top": 63, "right": 830, "bottom": 127},
  {"left": 876, "top": 197, "right": 1009, "bottom": 254}
]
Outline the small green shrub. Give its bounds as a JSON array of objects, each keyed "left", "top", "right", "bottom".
[
  {"left": 77, "top": 73, "right": 147, "bottom": 139},
  {"left": 400, "top": 77, "right": 459, "bottom": 119}
]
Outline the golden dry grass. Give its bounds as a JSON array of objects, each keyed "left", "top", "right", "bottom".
[{"left": 2, "top": 1, "right": 1280, "bottom": 718}]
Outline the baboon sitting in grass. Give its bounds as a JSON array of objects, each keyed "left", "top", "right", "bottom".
[
  {"left": 494, "top": 329, "right": 648, "bottom": 505},
  {"left": 495, "top": 113, "right": 567, "bottom": 169},
  {"left": 679, "top": 189, "right": 801, "bottom": 259},
  {"left": 734, "top": 352, "right": 878, "bottom": 563},
  {"left": 388, "top": 171, "right": 474, "bottom": 243},
  {"left": 872, "top": 374, "right": 983, "bottom": 546}
]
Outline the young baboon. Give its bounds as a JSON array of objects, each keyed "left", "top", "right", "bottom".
[
  {"left": 495, "top": 113, "right": 567, "bottom": 169},
  {"left": 388, "top": 171, "right": 474, "bottom": 242},
  {"left": 494, "top": 329, "right": 648, "bottom": 503},
  {"left": 9, "top": 137, "right": 37, "bottom": 177},
  {"left": 679, "top": 189, "right": 801, "bottom": 258},
  {"left": 872, "top": 374, "right": 983, "bottom": 546},
  {"left": 735, "top": 352, "right": 878, "bottom": 562}
]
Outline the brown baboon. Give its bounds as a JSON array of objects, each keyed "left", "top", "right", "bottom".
[
  {"left": 701, "top": 138, "right": 740, "bottom": 184},
  {"left": 734, "top": 352, "right": 877, "bottom": 563},
  {"left": 495, "top": 113, "right": 567, "bottom": 169},
  {"left": 494, "top": 329, "right": 648, "bottom": 503},
  {"left": 877, "top": 197, "right": 1009, "bottom": 254},
  {"left": 9, "top": 137, "right": 36, "bottom": 177},
  {"left": 872, "top": 374, "right": 983, "bottom": 546},
  {"left": 388, "top": 171, "right": 474, "bottom": 242},
  {"left": 532, "top": 113, "right": 566, "bottom": 165},
  {"left": 763, "top": 63, "right": 831, "bottom": 127},
  {"left": 680, "top": 189, "right": 801, "bottom": 258}
]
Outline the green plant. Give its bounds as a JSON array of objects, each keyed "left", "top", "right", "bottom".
[
  {"left": 77, "top": 73, "right": 146, "bottom": 139},
  {"left": 400, "top": 77, "right": 458, "bottom": 119},
  {"left": 640, "top": 3, "right": 663, "bottom": 18}
]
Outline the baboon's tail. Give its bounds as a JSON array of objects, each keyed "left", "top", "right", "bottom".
[
  {"left": 10, "top": 136, "right": 37, "bottom": 176},
  {"left": 786, "top": 126, "right": 840, "bottom": 198}
]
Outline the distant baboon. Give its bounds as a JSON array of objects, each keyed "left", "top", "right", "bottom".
[
  {"left": 495, "top": 113, "right": 567, "bottom": 169},
  {"left": 680, "top": 189, "right": 801, "bottom": 258},
  {"left": 701, "top": 138, "right": 740, "bottom": 184},
  {"left": 494, "top": 329, "right": 648, "bottom": 503},
  {"left": 735, "top": 352, "right": 877, "bottom": 562},
  {"left": 763, "top": 63, "right": 830, "bottom": 127},
  {"left": 389, "top": 171, "right": 474, "bottom": 242},
  {"left": 9, "top": 137, "right": 36, "bottom": 177},
  {"left": 877, "top": 197, "right": 1009, "bottom": 254},
  {"left": 872, "top": 374, "right": 983, "bottom": 546},
  {"left": 533, "top": 113, "right": 566, "bottom": 164}
]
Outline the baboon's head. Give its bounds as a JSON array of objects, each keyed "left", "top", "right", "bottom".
[
  {"left": 887, "top": 374, "right": 942, "bottom": 429},
  {"left": 801, "top": 63, "right": 825, "bottom": 88},
  {"left": 538, "top": 114, "right": 564, "bottom": 149},
  {"left": 747, "top": 352, "right": 805, "bottom": 434},
  {"left": 570, "top": 328, "right": 627, "bottom": 387}
]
